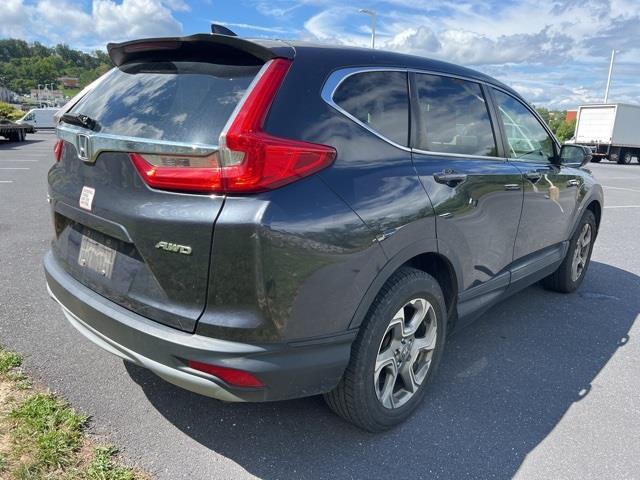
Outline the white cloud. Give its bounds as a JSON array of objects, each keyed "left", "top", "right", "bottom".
[
  {"left": 1, "top": 0, "right": 184, "bottom": 45},
  {"left": 210, "top": 20, "right": 298, "bottom": 34},
  {"left": 302, "top": 0, "right": 640, "bottom": 107},
  {"left": 0, "top": 0, "right": 33, "bottom": 38},
  {"left": 93, "top": 0, "right": 183, "bottom": 42},
  {"left": 386, "top": 27, "right": 574, "bottom": 66}
]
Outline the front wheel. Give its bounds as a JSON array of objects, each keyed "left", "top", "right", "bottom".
[
  {"left": 324, "top": 267, "right": 446, "bottom": 432},
  {"left": 542, "top": 210, "right": 596, "bottom": 293}
]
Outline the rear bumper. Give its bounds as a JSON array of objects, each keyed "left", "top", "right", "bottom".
[{"left": 44, "top": 251, "right": 354, "bottom": 402}]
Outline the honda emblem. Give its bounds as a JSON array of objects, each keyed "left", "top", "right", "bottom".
[{"left": 76, "top": 133, "right": 92, "bottom": 162}]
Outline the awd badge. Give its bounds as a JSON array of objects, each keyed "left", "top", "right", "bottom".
[{"left": 155, "top": 241, "right": 192, "bottom": 255}]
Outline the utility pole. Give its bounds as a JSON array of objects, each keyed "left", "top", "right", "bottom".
[
  {"left": 359, "top": 9, "right": 377, "bottom": 49},
  {"left": 604, "top": 49, "right": 616, "bottom": 103}
]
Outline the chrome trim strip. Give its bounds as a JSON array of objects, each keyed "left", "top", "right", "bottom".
[
  {"left": 56, "top": 123, "right": 219, "bottom": 163},
  {"left": 412, "top": 148, "right": 506, "bottom": 161}
]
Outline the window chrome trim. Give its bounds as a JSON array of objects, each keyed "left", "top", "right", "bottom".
[
  {"left": 321, "top": 66, "right": 511, "bottom": 159},
  {"left": 56, "top": 123, "right": 219, "bottom": 164},
  {"left": 411, "top": 148, "right": 507, "bottom": 161}
]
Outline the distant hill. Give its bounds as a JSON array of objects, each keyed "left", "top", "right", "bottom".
[{"left": 0, "top": 39, "right": 112, "bottom": 95}]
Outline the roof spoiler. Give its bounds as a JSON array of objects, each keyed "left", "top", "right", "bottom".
[{"left": 107, "top": 33, "right": 293, "bottom": 67}]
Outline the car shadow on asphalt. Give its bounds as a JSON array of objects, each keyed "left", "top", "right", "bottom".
[{"left": 125, "top": 261, "right": 637, "bottom": 479}]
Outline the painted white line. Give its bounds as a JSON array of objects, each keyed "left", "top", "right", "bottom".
[
  {"left": 0, "top": 180, "right": 13, "bottom": 183},
  {"left": 603, "top": 186, "right": 640, "bottom": 194},
  {"left": 604, "top": 205, "right": 640, "bottom": 209},
  {"left": 0, "top": 159, "right": 39, "bottom": 162},
  {"left": 0, "top": 167, "right": 29, "bottom": 170}
]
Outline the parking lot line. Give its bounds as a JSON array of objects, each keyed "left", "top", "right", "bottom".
[
  {"left": 0, "top": 167, "right": 30, "bottom": 170},
  {"left": 604, "top": 205, "right": 640, "bottom": 209},
  {"left": 603, "top": 186, "right": 640, "bottom": 194},
  {"left": 0, "top": 180, "right": 14, "bottom": 183}
]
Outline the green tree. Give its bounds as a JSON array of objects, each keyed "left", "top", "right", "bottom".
[
  {"left": 0, "top": 39, "right": 113, "bottom": 95},
  {"left": 555, "top": 119, "right": 576, "bottom": 142},
  {"left": 536, "top": 107, "right": 551, "bottom": 125},
  {"left": 0, "top": 102, "right": 23, "bottom": 120}
]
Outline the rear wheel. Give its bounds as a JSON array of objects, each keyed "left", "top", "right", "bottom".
[
  {"left": 542, "top": 210, "right": 596, "bottom": 293},
  {"left": 619, "top": 149, "right": 632, "bottom": 164},
  {"left": 324, "top": 267, "right": 446, "bottom": 432},
  {"left": 591, "top": 157, "right": 602, "bottom": 163}
]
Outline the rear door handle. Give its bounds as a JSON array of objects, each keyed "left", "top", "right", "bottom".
[
  {"left": 433, "top": 171, "right": 467, "bottom": 187},
  {"left": 504, "top": 183, "right": 521, "bottom": 191},
  {"left": 566, "top": 179, "right": 580, "bottom": 187},
  {"left": 524, "top": 171, "right": 542, "bottom": 183}
]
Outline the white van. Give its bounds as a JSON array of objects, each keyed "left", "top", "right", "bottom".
[{"left": 17, "top": 108, "right": 59, "bottom": 129}]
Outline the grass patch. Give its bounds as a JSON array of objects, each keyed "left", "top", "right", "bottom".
[
  {"left": 0, "top": 350, "right": 22, "bottom": 374},
  {"left": 10, "top": 393, "right": 87, "bottom": 474},
  {"left": 82, "top": 446, "right": 137, "bottom": 480},
  {"left": 0, "top": 346, "right": 146, "bottom": 479}
]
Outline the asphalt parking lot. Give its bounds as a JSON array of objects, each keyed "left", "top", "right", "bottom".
[{"left": 0, "top": 131, "right": 638, "bottom": 479}]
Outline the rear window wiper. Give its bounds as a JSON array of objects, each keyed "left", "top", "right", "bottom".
[{"left": 60, "top": 112, "right": 100, "bottom": 132}]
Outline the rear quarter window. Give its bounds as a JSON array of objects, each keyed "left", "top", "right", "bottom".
[
  {"left": 69, "top": 62, "right": 261, "bottom": 145},
  {"left": 332, "top": 71, "right": 409, "bottom": 147}
]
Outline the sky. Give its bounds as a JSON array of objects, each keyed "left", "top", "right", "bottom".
[{"left": 1, "top": 0, "right": 639, "bottom": 108}]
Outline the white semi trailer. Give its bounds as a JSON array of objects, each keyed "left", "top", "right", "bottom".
[{"left": 574, "top": 103, "right": 640, "bottom": 164}]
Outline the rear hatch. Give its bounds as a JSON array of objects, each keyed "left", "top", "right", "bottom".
[{"left": 48, "top": 35, "right": 290, "bottom": 332}]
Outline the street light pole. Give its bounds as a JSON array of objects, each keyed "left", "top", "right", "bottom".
[
  {"left": 359, "top": 9, "right": 377, "bottom": 49},
  {"left": 604, "top": 49, "right": 616, "bottom": 103}
]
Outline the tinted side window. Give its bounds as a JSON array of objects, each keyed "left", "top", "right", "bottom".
[
  {"left": 493, "top": 89, "right": 555, "bottom": 162},
  {"left": 333, "top": 71, "right": 409, "bottom": 146},
  {"left": 414, "top": 74, "right": 497, "bottom": 157}
]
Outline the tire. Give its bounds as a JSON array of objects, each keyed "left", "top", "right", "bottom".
[
  {"left": 542, "top": 210, "right": 597, "bottom": 293},
  {"left": 591, "top": 157, "right": 602, "bottom": 163},
  {"left": 324, "top": 267, "right": 447, "bottom": 432},
  {"left": 619, "top": 150, "right": 632, "bottom": 164}
]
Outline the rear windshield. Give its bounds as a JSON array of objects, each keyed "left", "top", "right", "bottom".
[{"left": 69, "top": 61, "right": 261, "bottom": 145}]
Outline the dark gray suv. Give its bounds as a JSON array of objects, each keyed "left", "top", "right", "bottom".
[{"left": 45, "top": 33, "right": 603, "bottom": 431}]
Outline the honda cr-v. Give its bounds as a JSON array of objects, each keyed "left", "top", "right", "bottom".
[{"left": 45, "top": 33, "right": 603, "bottom": 431}]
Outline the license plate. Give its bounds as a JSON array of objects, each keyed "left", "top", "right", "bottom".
[{"left": 78, "top": 235, "right": 116, "bottom": 278}]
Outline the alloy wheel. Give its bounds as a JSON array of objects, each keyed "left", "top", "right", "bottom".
[
  {"left": 374, "top": 298, "right": 438, "bottom": 409},
  {"left": 571, "top": 223, "right": 592, "bottom": 281}
]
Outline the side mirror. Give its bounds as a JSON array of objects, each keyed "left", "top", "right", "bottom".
[{"left": 559, "top": 144, "right": 592, "bottom": 167}]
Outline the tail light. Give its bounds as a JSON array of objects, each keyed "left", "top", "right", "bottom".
[
  {"left": 130, "top": 58, "right": 336, "bottom": 194},
  {"left": 188, "top": 360, "right": 264, "bottom": 388},
  {"left": 54, "top": 139, "right": 64, "bottom": 162}
]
